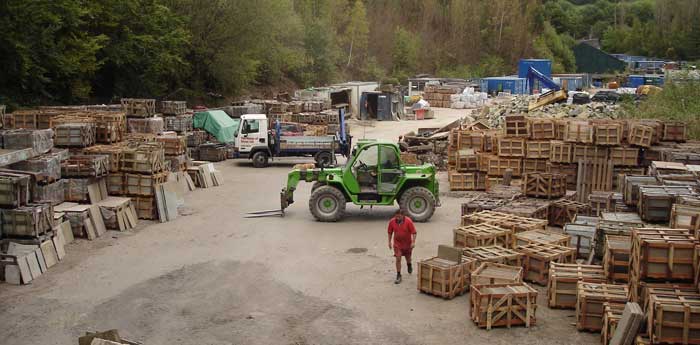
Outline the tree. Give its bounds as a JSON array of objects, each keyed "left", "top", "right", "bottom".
[
  {"left": 390, "top": 27, "right": 419, "bottom": 83},
  {"left": 343, "top": 0, "right": 369, "bottom": 70}
]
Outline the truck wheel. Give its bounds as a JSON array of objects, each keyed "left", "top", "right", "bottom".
[
  {"left": 252, "top": 151, "right": 269, "bottom": 168},
  {"left": 399, "top": 186, "right": 436, "bottom": 222},
  {"left": 309, "top": 186, "right": 346, "bottom": 222},
  {"left": 315, "top": 151, "right": 334, "bottom": 168},
  {"left": 311, "top": 182, "right": 324, "bottom": 192}
]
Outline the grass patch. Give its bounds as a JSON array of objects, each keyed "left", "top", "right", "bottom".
[{"left": 622, "top": 80, "right": 700, "bottom": 139}]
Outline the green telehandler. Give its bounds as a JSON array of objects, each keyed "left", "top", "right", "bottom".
[{"left": 264, "top": 139, "right": 440, "bottom": 222}]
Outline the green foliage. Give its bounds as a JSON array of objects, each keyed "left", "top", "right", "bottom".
[
  {"left": 623, "top": 80, "right": 700, "bottom": 138},
  {"left": 533, "top": 22, "right": 576, "bottom": 73},
  {"left": 391, "top": 27, "right": 420, "bottom": 83}
]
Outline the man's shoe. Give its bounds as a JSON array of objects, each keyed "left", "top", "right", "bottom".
[
  {"left": 394, "top": 273, "right": 402, "bottom": 284},
  {"left": 407, "top": 263, "right": 413, "bottom": 274}
]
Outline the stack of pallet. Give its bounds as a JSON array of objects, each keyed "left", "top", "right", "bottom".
[
  {"left": 123, "top": 98, "right": 163, "bottom": 134},
  {"left": 157, "top": 134, "right": 188, "bottom": 172},
  {"left": 422, "top": 84, "right": 461, "bottom": 108}
]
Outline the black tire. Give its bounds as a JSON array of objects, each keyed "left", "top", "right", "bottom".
[
  {"left": 252, "top": 151, "right": 269, "bottom": 168},
  {"left": 311, "top": 181, "right": 324, "bottom": 192},
  {"left": 309, "top": 185, "right": 346, "bottom": 222},
  {"left": 315, "top": 151, "right": 334, "bottom": 168},
  {"left": 399, "top": 186, "right": 436, "bottom": 222}
]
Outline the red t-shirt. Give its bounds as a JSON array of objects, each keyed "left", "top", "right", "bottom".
[{"left": 388, "top": 217, "right": 416, "bottom": 249}]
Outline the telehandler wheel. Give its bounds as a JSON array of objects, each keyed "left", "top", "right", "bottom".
[
  {"left": 399, "top": 186, "right": 436, "bottom": 222},
  {"left": 311, "top": 181, "right": 323, "bottom": 192},
  {"left": 252, "top": 151, "right": 269, "bottom": 168},
  {"left": 309, "top": 185, "right": 346, "bottom": 222},
  {"left": 315, "top": 151, "right": 334, "bottom": 168}
]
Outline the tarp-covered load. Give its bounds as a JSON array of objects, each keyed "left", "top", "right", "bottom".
[{"left": 193, "top": 110, "right": 238, "bottom": 143}]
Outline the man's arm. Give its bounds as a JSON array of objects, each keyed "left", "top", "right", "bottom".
[
  {"left": 410, "top": 220, "right": 417, "bottom": 248},
  {"left": 387, "top": 223, "right": 393, "bottom": 250}
]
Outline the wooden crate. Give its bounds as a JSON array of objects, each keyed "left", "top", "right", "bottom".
[
  {"left": 198, "top": 143, "right": 228, "bottom": 162},
  {"left": 628, "top": 124, "right": 654, "bottom": 148},
  {"left": 670, "top": 204, "right": 700, "bottom": 235},
  {"left": 603, "top": 235, "right": 631, "bottom": 283},
  {"left": 610, "top": 147, "right": 639, "bottom": 166},
  {"left": 564, "top": 121, "right": 594, "bottom": 144},
  {"left": 623, "top": 175, "right": 660, "bottom": 206},
  {"left": 576, "top": 282, "right": 629, "bottom": 331},
  {"left": 487, "top": 157, "right": 522, "bottom": 177},
  {"left": 61, "top": 155, "right": 109, "bottom": 177},
  {"left": 456, "top": 149, "right": 479, "bottom": 172},
  {"left": 448, "top": 172, "right": 486, "bottom": 191},
  {"left": 164, "top": 114, "right": 193, "bottom": 133},
  {"left": 457, "top": 130, "right": 485, "bottom": 151},
  {"left": 106, "top": 172, "right": 125, "bottom": 195},
  {"left": 54, "top": 123, "right": 96, "bottom": 147},
  {"left": 0, "top": 203, "right": 53, "bottom": 238},
  {"left": 637, "top": 119, "right": 664, "bottom": 144},
  {"left": 548, "top": 199, "right": 591, "bottom": 227},
  {"left": 462, "top": 246, "right": 524, "bottom": 267},
  {"left": 554, "top": 119, "right": 567, "bottom": 140},
  {"left": 663, "top": 121, "right": 687, "bottom": 142},
  {"left": 647, "top": 293, "right": 700, "bottom": 344},
  {"left": 576, "top": 159, "right": 614, "bottom": 203},
  {"left": 547, "top": 263, "right": 606, "bottom": 309},
  {"left": 470, "top": 283, "right": 537, "bottom": 330},
  {"left": 417, "top": 256, "right": 474, "bottom": 299},
  {"left": 504, "top": 115, "right": 529, "bottom": 138},
  {"left": 477, "top": 153, "right": 496, "bottom": 172},
  {"left": 638, "top": 186, "right": 697, "bottom": 222},
  {"left": 601, "top": 302, "right": 626, "bottom": 345},
  {"left": 516, "top": 242, "right": 576, "bottom": 285},
  {"left": 121, "top": 98, "right": 156, "bottom": 117},
  {"left": 529, "top": 118, "right": 556, "bottom": 140},
  {"left": 572, "top": 144, "right": 608, "bottom": 163},
  {"left": 639, "top": 283, "right": 698, "bottom": 308},
  {"left": 594, "top": 123, "right": 623, "bottom": 146},
  {"left": 471, "top": 262, "right": 523, "bottom": 285},
  {"left": 522, "top": 158, "right": 548, "bottom": 175},
  {"left": 160, "top": 100, "right": 187, "bottom": 116},
  {"left": 522, "top": 173, "right": 566, "bottom": 199},
  {"left": 630, "top": 228, "right": 698, "bottom": 282},
  {"left": 547, "top": 162, "right": 577, "bottom": 190},
  {"left": 186, "top": 130, "right": 208, "bottom": 147},
  {"left": 127, "top": 117, "right": 164, "bottom": 134},
  {"left": 460, "top": 198, "right": 507, "bottom": 216},
  {"left": 494, "top": 199, "right": 549, "bottom": 220},
  {"left": 497, "top": 137, "right": 526, "bottom": 157},
  {"left": 595, "top": 220, "right": 643, "bottom": 260},
  {"left": 91, "top": 111, "right": 126, "bottom": 144},
  {"left": 564, "top": 222, "right": 597, "bottom": 259},
  {"left": 513, "top": 229, "right": 570, "bottom": 248},
  {"left": 453, "top": 223, "right": 511, "bottom": 248},
  {"left": 550, "top": 140, "right": 573, "bottom": 163},
  {"left": 83, "top": 144, "right": 128, "bottom": 173},
  {"left": 125, "top": 172, "right": 168, "bottom": 196},
  {"left": 461, "top": 210, "right": 547, "bottom": 233},
  {"left": 156, "top": 136, "right": 187, "bottom": 156},
  {"left": 589, "top": 191, "right": 614, "bottom": 216},
  {"left": 526, "top": 140, "right": 551, "bottom": 159},
  {"left": 121, "top": 145, "right": 166, "bottom": 174},
  {"left": 133, "top": 196, "right": 158, "bottom": 220}
]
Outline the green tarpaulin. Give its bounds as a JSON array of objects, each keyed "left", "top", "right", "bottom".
[{"left": 193, "top": 110, "right": 238, "bottom": 143}]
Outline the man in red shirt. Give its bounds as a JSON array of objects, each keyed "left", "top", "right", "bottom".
[{"left": 387, "top": 208, "right": 417, "bottom": 284}]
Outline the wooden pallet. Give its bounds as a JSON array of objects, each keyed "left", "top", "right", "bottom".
[
  {"left": 610, "top": 147, "right": 640, "bottom": 166},
  {"left": 547, "top": 162, "right": 577, "bottom": 190},
  {"left": 601, "top": 302, "right": 626, "bottom": 345},
  {"left": 477, "top": 153, "right": 496, "bottom": 172},
  {"left": 547, "top": 262, "right": 606, "bottom": 309},
  {"left": 576, "top": 159, "right": 613, "bottom": 203},
  {"left": 528, "top": 118, "right": 556, "bottom": 140},
  {"left": 637, "top": 282, "right": 698, "bottom": 307},
  {"left": 457, "top": 130, "right": 485, "bottom": 151},
  {"left": 630, "top": 228, "right": 698, "bottom": 282},
  {"left": 494, "top": 198, "right": 550, "bottom": 220},
  {"left": 513, "top": 229, "right": 571, "bottom": 248},
  {"left": 121, "top": 145, "right": 166, "bottom": 174},
  {"left": 662, "top": 121, "right": 687, "bottom": 142},
  {"left": 470, "top": 283, "right": 537, "bottom": 330},
  {"left": 628, "top": 124, "right": 654, "bottom": 148},
  {"left": 603, "top": 235, "right": 631, "bottom": 283},
  {"left": 525, "top": 140, "right": 550, "bottom": 159},
  {"left": 83, "top": 144, "right": 128, "bottom": 173},
  {"left": 670, "top": 204, "right": 700, "bottom": 236},
  {"left": 522, "top": 173, "right": 566, "bottom": 199},
  {"left": 594, "top": 122, "right": 623, "bottom": 146},
  {"left": 548, "top": 199, "right": 591, "bottom": 227},
  {"left": 61, "top": 155, "right": 109, "bottom": 178},
  {"left": 576, "top": 282, "right": 629, "bottom": 331},
  {"left": 121, "top": 98, "right": 156, "bottom": 117},
  {"left": 54, "top": 123, "right": 97, "bottom": 147},
  {"left": 564, "top": 121, "right": 594, "bottom": 144},
  {"left": 453, "top": 223, "right": 511, "bottom": 248},
  {"left": 156, "top": 136, "right": 187, "bottom": 156},
  {"left": 471, "top": 262, "right": 523, "bottom": 285},
  {"left": 487, "top": 157, "right": 522, "bottom": 177},
  {"left": 516, "top": 242, "right": 576, "bottom": 285},
  {"left": 522, "top": 158, "right": 548, "bottom": 175},
  {"left": 638, "top": 186, "right": 697, "bottom": 222},
  {"left": 572, "top": 144, "right": 609, "bottom": 163},
  {"left": 504, "top": 115, "right": 529, "bottom": 138},
  {"left": 462, "top": 245, "right": 524, "bottom": 267},
  {"left": 498, "top": 137, "right": 526, "bottom": 157},
  {"left": 589, "top": 191, "right": 614, "bottom": 216},
  {"left": 461, "top": 210, "right": 547, "bottom": 233},
  {"left": 417, "top": 256, "right": 474, "bottom": 299},
  {"left": 448, "top": 172, "right": 486, "bottom": 191},
  {"left": 550, "top": 140, "right": 573, "bottom": 163},
  {"left": 647, "top": 293, "right": 700, "bottom": 344},
  {"left": 124, "top": 172, "right": 169, "bottom": 196}
]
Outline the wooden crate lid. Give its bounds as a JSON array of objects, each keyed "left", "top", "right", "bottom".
[
  {"left": 605, "top": 235, "right": 631, "bottom": 251},
  {"left": 631, "top": 228, "right": 696, "bottom": 244},
  {"left": 549, "top": 262, "right": 605, "bottom": 280},
  {"left": 516, "top": 242, "right": 576, "bottom": 259},
  {"left": 515, "top": 229, "right": 570, "bottom": 244},
  {"left": 454, "top": 223, "right": 510, "bottom": 236},
  {"left": 577, "top": 282, "right": 629, "bottom": 299},
  {"left": 472, "top": 262, "right": 523, "bottom": 280},
  {"left": 463, "top": 245, "right": 522, "bottom": 260},
  {"left": 472, "top": 282, "right": 537, "bottom": 296}
]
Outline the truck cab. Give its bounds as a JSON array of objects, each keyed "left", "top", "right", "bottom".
[{"left": 235, "top": 114, "right": 269, "bottom": 158}]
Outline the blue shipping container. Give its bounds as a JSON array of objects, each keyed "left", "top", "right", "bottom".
[
  {"left": 480, "top": 77, "right": 528, "bottom": 95},
  {"left": 518, "top": 59, "right": 552, "bottom": 79},
  {"left": 628, "top": 75, "right": 646, "bottom": 88},
  {"left": 554, "top": 77, "right": 584, "bottom": 91}
]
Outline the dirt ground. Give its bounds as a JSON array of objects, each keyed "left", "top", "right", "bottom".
[{"left": 0, "top": 108, "right": 598, "bottom": 345}]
